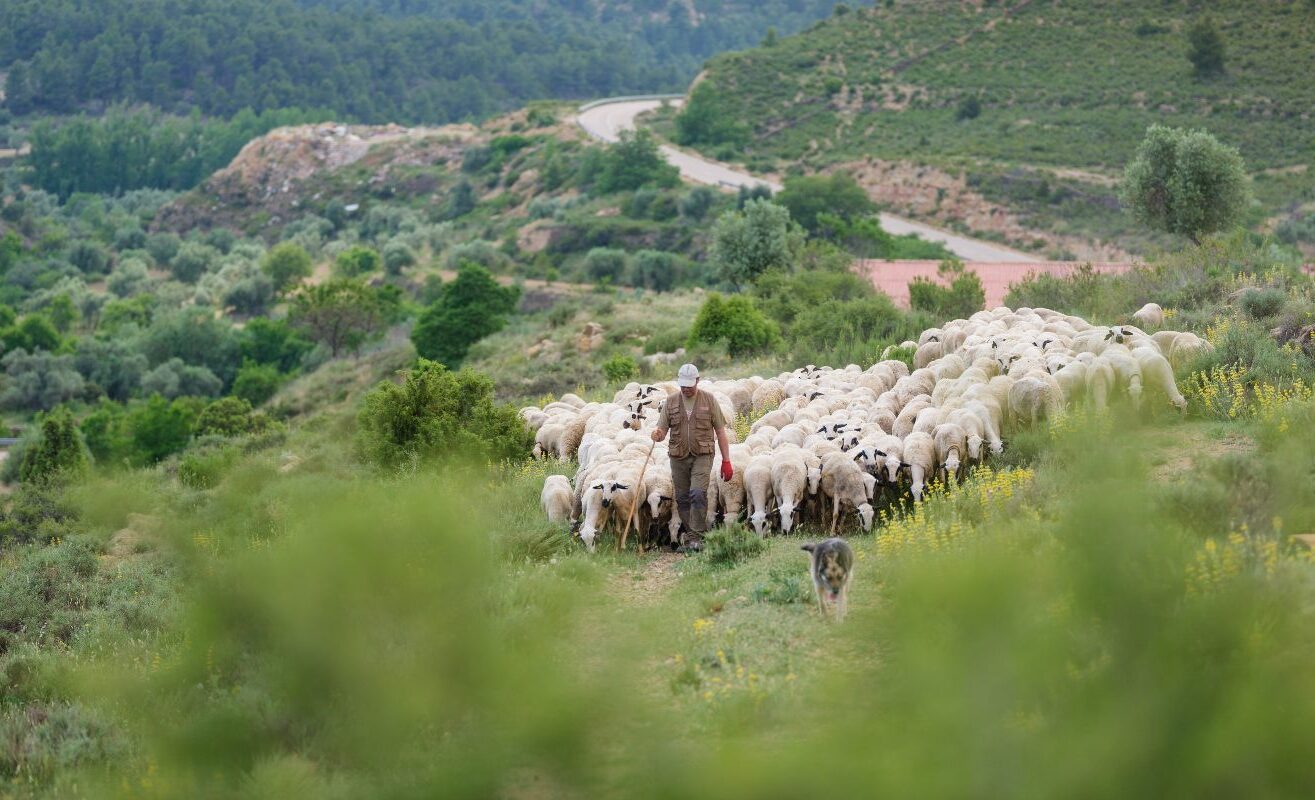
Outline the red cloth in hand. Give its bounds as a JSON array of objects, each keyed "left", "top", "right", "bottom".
[{"left": 720, "top": 461, "right": 734, "bottom": 482}]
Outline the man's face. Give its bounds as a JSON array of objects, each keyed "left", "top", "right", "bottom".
[{"left": 680, "top": 378, "right": 698, "bottom": 398}]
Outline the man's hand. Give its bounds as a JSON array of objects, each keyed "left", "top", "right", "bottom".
[
  {"left": 651, "top": 428, "right": 667, "bottom": 443},
  {"left": 720, "top": 461, "right": 733, "bottom": 482}
]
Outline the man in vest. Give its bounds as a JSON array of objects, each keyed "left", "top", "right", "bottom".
[{"left": 651, "top": 363, "right": 733, "bottom": 553}]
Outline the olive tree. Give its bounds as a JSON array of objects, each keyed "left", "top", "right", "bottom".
[{"left": 1121, "top": 125, "right": 1249, "bottom": 244}]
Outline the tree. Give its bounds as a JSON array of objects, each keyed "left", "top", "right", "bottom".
[
  {"left": 1121, "top": 125, "right": 1250, "bottom": 243},
  {"left": 289, "top": 279, "right": 386, "bottom": 358},
  {"left": 140, "top": 309, "right": 242, "bottom": 386},
  {"left": 126, "top": 395, "right": 198, "bottom": 465},
  {"left": 411, "top": 264, "right": 519, "bottom": 367},
  {"left": 710, "top": 199, "right": 804, "bottom": 288},
  {"left": 171, "top": 241, "right": 220, "bottom": 283},
  {"left": 334, "top": 245, "right": 381, "bottom": 278},
  {"left": 776, "top": 173, "right": 876, "bottom": 233},
  {"left": 73, "top": 337, "right": 148, "bottom": 401},
  {"left": 593, "top": 130, "right": 680, "bottom": 194},
  {"left": 1187, "top": 16, "right": 1225, "bottom": 77},
  {"left": 261, "top": 241, "right": 313, "bottom": 293},
  {"left": 0, "top": 231, "right": 23, "bottom": 274},
  {"left": 382, "top": 241, "right": 416, "bottom": 276},
  {"left": 583, "top": 248, "right": 628, "bottom": 283},
  {"left": 688, "top": 294, "right": 778, "bottom": 356},
  {"left": 0, "top": 349, "right": 85, "bottom": 411},
  {"left": 18, "top": 407, "right": 89, "bottom": 484},
  {"left": 355, "top": 359, "right": 531, "bottom": 471},
  {"left": 630, "top": 250, "right": 684, "bottom": 292},
  {"left": 674, "top": 82, "right": 750, "bottom": 148},
  {"left": 140, "top": 358, "right": 224, "bottom": 399},
  {"left": 239, "top": 318, "right": 312, "bottom": 373}
]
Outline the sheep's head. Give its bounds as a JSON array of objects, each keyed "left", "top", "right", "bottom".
[
  {"left": 748, "top": 510, "right": 769, "bottom": 537},
  {"left": 579, "top": 526, "right": 597, "bottom": 552},
  {"left": 1128, "top": 378, "right": 1144, "bottom": 409},
  {"left": 967, "top": 434, "right": 983, "bottom": 460},
  {"left": 857, "top": 502, "right": 875, "bottom": 532},
  {"left": 860, "top": 472, "right": 877, "bottom": 501},
  {"left": 647, "top": 491, "right": 667, "bottom": 518},
  {"left": 532, "top": 442, "right": 546, "bottom": 459},
  {"left": 778, "top": 502, "right": 797, "bottom": 533},
  {"left": 599, "top": 481, "right": 629, "bottom": 508},
  {"left": 1171, "top": 395, "right": 1187, "bottom": 412},
  {"left": 944, "top": 450, "right": 961, "bottom": 478}
]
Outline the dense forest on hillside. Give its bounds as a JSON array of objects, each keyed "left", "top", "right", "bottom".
[
  {"left": 0, "top": 0, "right": 846, "bottom": 123},
  {"left": 678, "top": 0, "right": 1315, "bottom": 255}
]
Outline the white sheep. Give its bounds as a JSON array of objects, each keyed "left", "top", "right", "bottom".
[
  {"left": 541, "top": 475, "right": 573, "bottom": 524},
  {"left": 820, "top": 451, "right": 875, "bottom": 533},
  {"left": 933, "top": 423, "right": 968, "bottom": 485},
  {"left": 1132, "top": 346, "right": 1188, "bottom": 411},
  {"left": 771, "top": 446, "right": 810, "bottom": 534},
  {"left": 900, "top": 431, "right": 936, "bottom": 502},
  {"left": 744, "top": 454, "right": 776, "bottom": 537},
  {"left": 1132, "top": 302, "right": 1164, "bottom": 329}
]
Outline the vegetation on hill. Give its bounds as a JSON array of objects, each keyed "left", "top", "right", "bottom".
[
  {"left": 3, "top": 231, "right": 1315, "bottom": 796},
  {"left": 0, "top": 0, "right": 844, "bottom": 124},
  {"left": 678, "top": 0, "right": 1315, "bottom": 255}
]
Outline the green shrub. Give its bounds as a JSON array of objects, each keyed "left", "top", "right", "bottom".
[
  {"left": 334, "top": 245, "right": 382, "bottom": 277},
  {"left": 1239, "top": 287, "right": 1286, "bottom": 320},
  {"left": 688, "top": 294, "right": 779, "bottom": 357},
  {"left": 702, "top": 524, "right": 767, "bottom": 569},
  {"left": 194, "top": 396, "right": 275, "bottom": 438},
  {"left": 583, "top": 248, "right": 628, "bottom": 283},
  {"left": 178, "top": 443, "right": 241, "bottom": 490},
  {"left": 908, "top": 261, "right": 986, "bottom": 322},
  {"left": 126, "top": 395, "right": 199, "bottom": 465},
  {"left": 955, "top": 95, "right": 982, "bottom": 121},
  {"left": 261, "top": 241, "right": 313, "bottom": 292},
  {"left": 752, "top": 567, "right": 811, "bottom": 605},
  {"left": 777, "top": 173, "right": 876, "bottom": 233},
  {"left": 170, "top": 241, "right": 219, "bottom": 283},
  {"left": 356, "top": 360, "right": 531, "bottom": 472},
  {"left": 382, "top": 241, "right": 417, "bottom": 276},
  {"left": 601, "top": 354, "right": 639, "bottom": 384},
  {"left": 232, "top": 361, "right": 283, "bottom": 406}
]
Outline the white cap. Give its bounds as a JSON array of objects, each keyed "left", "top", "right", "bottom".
[{"left": 677, "top": 363, "right": 699, "bottom": 387}]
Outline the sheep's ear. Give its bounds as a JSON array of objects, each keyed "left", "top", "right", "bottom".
[
  {"left": 1104, "top": 331, "right": 1114, "bottom": 340},
  {"left": 614, "top": 483, "right": 629, "bottom": 491}
]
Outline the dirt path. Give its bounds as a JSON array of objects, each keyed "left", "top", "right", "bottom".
[{"left": 606, "top": 551, "right": 684, "bottom": 607}]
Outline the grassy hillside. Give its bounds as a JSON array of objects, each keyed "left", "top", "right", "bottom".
[
  {"left": 684, "top": 0, "right": 1315, "bottom": 255},
  {"left": 4, "top": 234, "right": 1315, "bottom": 796}
]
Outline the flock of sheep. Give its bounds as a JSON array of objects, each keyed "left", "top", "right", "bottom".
[{"left": 527, "top": 303, "right": 1210, "bottom": 550}]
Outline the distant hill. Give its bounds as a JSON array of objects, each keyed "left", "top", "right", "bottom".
[
  {"left": 0, "top": 0, "right": 843, "bottom": 124},
  {"left": 678, "top": 0, "right": 1315, "bottom": 257}
]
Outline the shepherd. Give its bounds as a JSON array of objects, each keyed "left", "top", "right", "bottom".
[{"left": 650, "top": 364, "right": 734, "bottom": 553}]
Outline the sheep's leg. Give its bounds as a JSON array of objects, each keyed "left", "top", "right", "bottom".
[{"left": 830, "top": 493, "right": 841, "bottom": 535}]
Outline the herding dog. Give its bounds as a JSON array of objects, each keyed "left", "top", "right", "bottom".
[{"left": 801, "top": 538, "right": 854, "bottom": 621}]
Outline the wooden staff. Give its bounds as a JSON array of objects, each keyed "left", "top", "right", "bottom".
[{"left": 619, "top": 440, "right": 657, "bottom": 553}]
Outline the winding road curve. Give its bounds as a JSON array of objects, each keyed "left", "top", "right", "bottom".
[{"left": 577, "top": 98, "right": 1041, "bottom": 264}]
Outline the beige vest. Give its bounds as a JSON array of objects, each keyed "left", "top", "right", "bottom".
[{"left": 665, "top": 389, "right": 715, "bottom": 458}]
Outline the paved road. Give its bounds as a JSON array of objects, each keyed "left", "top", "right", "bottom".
[{"left": 577, "top": 98, "right": 1041, "bottom": 264}]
